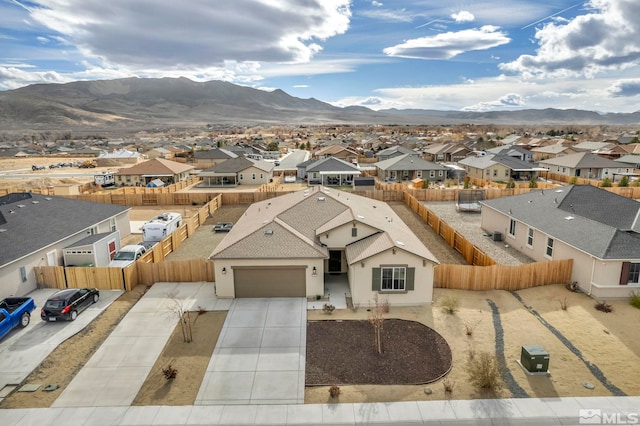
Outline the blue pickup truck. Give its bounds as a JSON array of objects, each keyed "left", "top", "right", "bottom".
[{"left": 0, "top": 297, "right": 36, "bottom": 340}]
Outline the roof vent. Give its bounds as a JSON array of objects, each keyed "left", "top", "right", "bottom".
[
  {"left": 396, "top": 241, "right": 405, "bottom": 246},
  {"left": 32, "top": 201, "right": 39, "bottom": 204},
  {"left": 0, "top": 229, "right": 6, "bottom": 233},
  {"left": 565, "top": 216, "right": 575, "bottom": 220},
  {"left": 264, "top": 229, "right": 274, "bottom": 235},
  {"left": 318, "top": 197, "right": 326, "bottom": 201},
  {"left": 555, "top": 189, "right": 563, "bottom": 193},
  {"left": 357, "top": 214, "right": 364, "bottom": 219},
  {"left": 44, "top": 197, "right": 52, "bottom": 200},
  {"left": 17, "top": 204, "right": 25, "bottom": 208}
]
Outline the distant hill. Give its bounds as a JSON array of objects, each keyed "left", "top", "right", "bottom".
[{"left": 0, "top": 77, "right": 638, "bottom": 130}]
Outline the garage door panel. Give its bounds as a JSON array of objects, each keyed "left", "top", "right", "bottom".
[{"left": 234, "top": 268, "right": 306, "bottom": 298}]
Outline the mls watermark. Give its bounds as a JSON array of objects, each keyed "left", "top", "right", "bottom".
[{"left": 579, "top": 409, "right": 638, "bottom": 425}]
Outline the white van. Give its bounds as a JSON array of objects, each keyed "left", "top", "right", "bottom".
[
  {"left": 108, "top": 245, "right": 147, "bottom": 268},
  {"left": 142, "top": 212, "right": 182, "bottom": 242}
]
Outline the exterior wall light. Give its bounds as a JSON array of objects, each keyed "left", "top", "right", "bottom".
[{"left": 312, "top": 266, "right": 317, "bottom": 276}]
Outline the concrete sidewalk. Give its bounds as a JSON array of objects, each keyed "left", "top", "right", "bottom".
[
  {"left": 1, "top": 396, "right": 638, "bottom": 425},
  {"left": 52, "top": 282, "right": 229, "bottom": 408}
]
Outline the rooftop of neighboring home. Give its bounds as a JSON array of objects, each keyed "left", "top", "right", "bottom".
[
  {"left": 375, "top": 153, "right": 447, "bottom": 171},
  {"left": 115, "top": 158, "right": 195, "bottom": 175},
  {"left": 0, "top": 193, "right": 129, "bottom": 267},
  {"left": 481, "top": 185, "right": 640, "bottom": 260},
  {"left": 201, "top": 157, "right": 275, "bottom": 174},
  {"left": 537, "top": 151, "right": 622, "bottom": 168}
]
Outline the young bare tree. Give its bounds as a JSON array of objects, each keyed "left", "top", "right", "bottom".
[
  {"left": 170, "top": 295, "right": 193, "bottom": 343},
  {"left": 368, "top": 294, "right": 385, "bottom": 354}
]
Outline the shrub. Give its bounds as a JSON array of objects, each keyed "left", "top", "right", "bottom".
[
  {"left": 381, "top": 298, "right": 390, "bottom": 313},
  {"left": 594, "top": 301, "right": 613, "bottom": 313},
  {"left": 618, "top": 175, "right": 629, "bottom": 187},
  {"left": 322, "top": 303, "right": 335, "bottom": 315},
  {"left": 466, "top": 352, "right": 501, "bottom": 390},
  {"left": 162, "top": 364, "right": 178, "bottom": 380},
  {"left": 442, "top": 378, "right": 455, "bottom": 394},
  {"left": 629, "top": 292, "right": 640, "bottom": 309},
  {"left": 440, "top": 294, "right": 459, "bottom": 315},
  {"left": 528, "top": 177, "right": 538, "bottom": 188},
  {"left": 600, "top": 177, "right": 612, "bottom": 187},
  {"left": 329, "top": 385, "right": 341, "bottom": 398},
  {"left": 464, "top": 319, "right": 481, "bottom": 336},
  {"left": 506, "top": 179, "right": 516, "bottom": 189}
]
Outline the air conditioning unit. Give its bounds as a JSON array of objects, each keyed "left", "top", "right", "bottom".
[
  {"left": 520, "top": 345, "right": 549, "bottom": 373},
  {"left": 492, "top": 232, "right": 503, "bottom": 241}
]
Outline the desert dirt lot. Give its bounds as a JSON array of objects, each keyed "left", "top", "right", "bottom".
[{"left": 1, "top": 190, "right": 639, "bottom": 408}]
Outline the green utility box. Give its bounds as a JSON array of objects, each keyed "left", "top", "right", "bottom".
[{"left": 520, "top": 345, "right": 549, "bottom": 373}]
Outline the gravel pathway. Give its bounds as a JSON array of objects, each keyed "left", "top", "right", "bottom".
[
  {"left": 486, "top": 299, "right": 529, "bottom": 398},
  {"left": 423, "top": 201, "right": 534, "bottom": 266}
]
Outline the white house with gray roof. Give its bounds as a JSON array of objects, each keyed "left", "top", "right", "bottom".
[
  {"left": 210, "top": 187, "right": 439, "bottom": 306},
  {"left": 0, "top": 193, "right": 131, "bottom": 299},
  {"left": 480, "top": 185, "right": 640, "bottom": 299},
  {"left": 538, "top": 151, "right": 632, "bottom": 180},
  {"left": 299, "top": 157, "right": 361, "bottom": 186},
  {"left": 198, "top": 157, "right": 275, "bottom": 186},
  {"left": 375, "top": 154, "right": 448, "bottom": 183}
]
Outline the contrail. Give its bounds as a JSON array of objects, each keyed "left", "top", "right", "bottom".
[
  {"left": 415, "top": 19, "right": 448, "bottom": 29},
  {"left": 521, "top": 2, "right": 583, "bottom": 30}
]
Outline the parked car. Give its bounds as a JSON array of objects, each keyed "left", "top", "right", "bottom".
[
  {"left": 108, "top": 245, "right": 147, "bottom": 268},
  {"left": 31, "top": 165, "right": 45, "bottom": 171},
  {"left": 0, "top": 297, "right": 36, "bottom": 340},
  {"left": 213, "top": 222, "right": 234, "bottom": 232},
  {"left": 40, "top": 288, "right": 100, "bottom": 322}
]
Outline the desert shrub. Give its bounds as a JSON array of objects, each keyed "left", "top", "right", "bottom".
[
  {"left": 442, "top": 378, "right": 455, "bottom": 394},
  {"left": 162, "top": 364, "right": 178, "bottom": 380},
  {"left": 594, "top": 301, "right": 613, "bottom": 313},
  {"left": 528, "top": 177, "right": 538, "bottom": 188},
  {"left": 629, "top": 292, "right": 640, "bottom": 309},
  {"left": 440, "top": 294, "right": 459, "bottom": 315},
  {"left": 600, "top": 177, "right": 612, "bottom": 187},
  {"left": 329, "top": 385, "right": 341, "bottom": 398},
  {"left": 506, "top": 179, "right": 516, "bottom": 189},
  {"left": 381, "top": 298, "right": 390, "bottom": 313},
  {"left": 618, "top": 175, "right": 629, "bottom": 187},
  {"left": 558, "top": 297, "right": 568, "bottom": 311},
  {"left": 463, "top": 176, "right": 471, "bottom": 189},
  {"left": 322, "top": 303, "right": 335, "bottom": 315},
  {"left": 466, "top": 352, "right": 501, "bottom": 390},
  {"left": 569, "top": 176, "right": 578, "bottom": 185}
]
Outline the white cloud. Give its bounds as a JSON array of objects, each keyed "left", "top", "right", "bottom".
[
  {"left": 451, "top": 11, "right": 474, "bottom": 23},
  {"left": 22, "top": 0, "right": 352, "bottom": 67},
  {"left": 359, "top": 8, "right": 414, "bottom": 22},
  {"left": 371, "top": 1, "right": 383, "bottom": 6},
  {"left": 293, "top": 84, "right": 309, "bottom": 88},
  {"left": 463, "top": 93, "right": 525, "bottom": 111},
  {"left": 0, "top": 66, "right": 69, "bottom": 90},
  {"left": 383, "top": 26, "right": 510, "bottom": 60},
  {"left": 501, "top": 0, "right": 640, "bottom": 78}
]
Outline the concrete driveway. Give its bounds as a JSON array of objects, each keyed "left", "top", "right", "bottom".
[
  {"left": 196, "top": 297, "right": 307, "bottom": 405},
  {"left": 0, "top": 289, "right": 123, "bottom": 397}
]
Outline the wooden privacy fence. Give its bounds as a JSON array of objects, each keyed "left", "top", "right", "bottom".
[
  {"left": 403, "top": 192, "right": 496, "bottom": 266},
  {"left": 34, "top": 195, "right": 221, "bottom": 291},
  {"left": 434, "top": 259, "right": 573, "bottom": 291}
]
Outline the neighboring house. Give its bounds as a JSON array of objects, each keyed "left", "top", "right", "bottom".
[
  {"left": 422, "top": 143, "right": 472, "bottom": 163},
  {"left": 375, "top": 154, "right": 448, "bottom": 182},
  {"left": 199, "top": 157, "right": 274, "bottom": 186},
  {"left": 193, "top": 148, "right": 239, "bottom": 168},
  {"left": 144, "top": 147, "right": 173, "bottom": 159},
  {"left": 96, "top": 149, "right": 145, "bottom": 166},
  {"left": 0, "top": 193, "right": 131, "bottom": 299},
  {"left": 210, "top": 187, "right": 439, "bottom": 306},
  {"left": 615, "top": 155, "right": 640, "bottom": 170},
  {"left": 313, "top": 145, "right": 359, "bottom": 163},
  {"left": 458, "top": 154, "right": 543, "bottom": 182},
  {"left": 376, "top": 146, "right": 417, "bottom": 161},
  {"left": 486, "top": 145, "right": 534, "bottom": 163},
  {"left": 115, "top": 158, "right": 195, "bottom": 187},
  {"left": 537, "top": 152, "right": 632, "bottom": 180},
  {"left": 301, "top": 157, "right": 361, "bottom": 186},
  {"left": 480, "top": 185, "right": 640, "bottom": 299},
  {"left": 529, "top": 144, "right": 577, "bottom": 161},
  {"left": 572, "top": 141, "right": 616, "bottom": 152}
]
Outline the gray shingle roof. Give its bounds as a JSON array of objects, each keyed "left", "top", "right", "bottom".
[
  {"left": 305, "top": 157, "right": 360, "bottom": 173},
  {"left": 194, "top": 148, "right": 238, "bottom": 160},
  {"left": 480, "top": 185, "right": 640, "bottom": 260},
  {"left": 0, "top": 193, "right": 130, "bottom": 267},
  {"left": 538, "top": 152, "right": 621, "bottom": 168},
  {"left": 210, "top": 187, "right": 439, "bottom": 264},
  {"left": 375, "top": 154, "right": 447, "bottom": 171}
]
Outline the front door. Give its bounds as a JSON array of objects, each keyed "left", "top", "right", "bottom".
[{"left": 329, "top": 250, "right": 342, "bottom": 274}]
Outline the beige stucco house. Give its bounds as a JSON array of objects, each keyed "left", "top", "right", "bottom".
[
  {"left": 199, "top": 157, "right": 275, "bottom": 186},
  {"left": 210, "top": 187, "right": 439, "bottom": 306},
  {"left": 115, "top": 158, "right": 194, "bottom": 187},
  {"left": 480, "top": 185, "right": 640, "bottom": 299}
]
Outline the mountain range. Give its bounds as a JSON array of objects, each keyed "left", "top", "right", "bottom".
[{"left": 1, "top": 77, "right": 639, "bottom": 130}]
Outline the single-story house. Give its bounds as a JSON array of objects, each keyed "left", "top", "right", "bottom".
[
  {"left": 115, "top": 158, "right": 195, "bottom": 187},
  {"left": 458, "top": 154, "right": 545, "bottom": 182},
  {"left": 210, "top": 187, "right": 439, "bottom": 306},
  {"left": 375, "top": 154, "right": 448, "bottom": 183},
  {"left": 0, "top": 193, "right": 131, "bottom": 298},
  {"left": 96, "top": 149, "right": 145, "bottom": 166},
  {"left": 299, "top": 157, "right": 361, "bottom": 186},
  {"left": 193, "top": 148, "right": 239, "bottom": 168},
  {"left": 529, "top": 144, "right": 578, "bottom": 161},
  {"left": 376, "top": 146, "right": 418, "bottom": 161},
  {"left": 480, "top": 185, "right": 640, "bottom": 299},
  {"left": 198, "top": 157, "right": 275, "bottom": 186},
  {"left": 313, "top": 145, "right": 359, "bottom": 163},
  {"left": 537, "top": 152, "right": 633, "bottom": 180}
]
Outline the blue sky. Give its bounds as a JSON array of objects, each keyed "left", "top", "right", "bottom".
[{"left": 2, "top": 0, "right": 640, "bottom": 113}]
